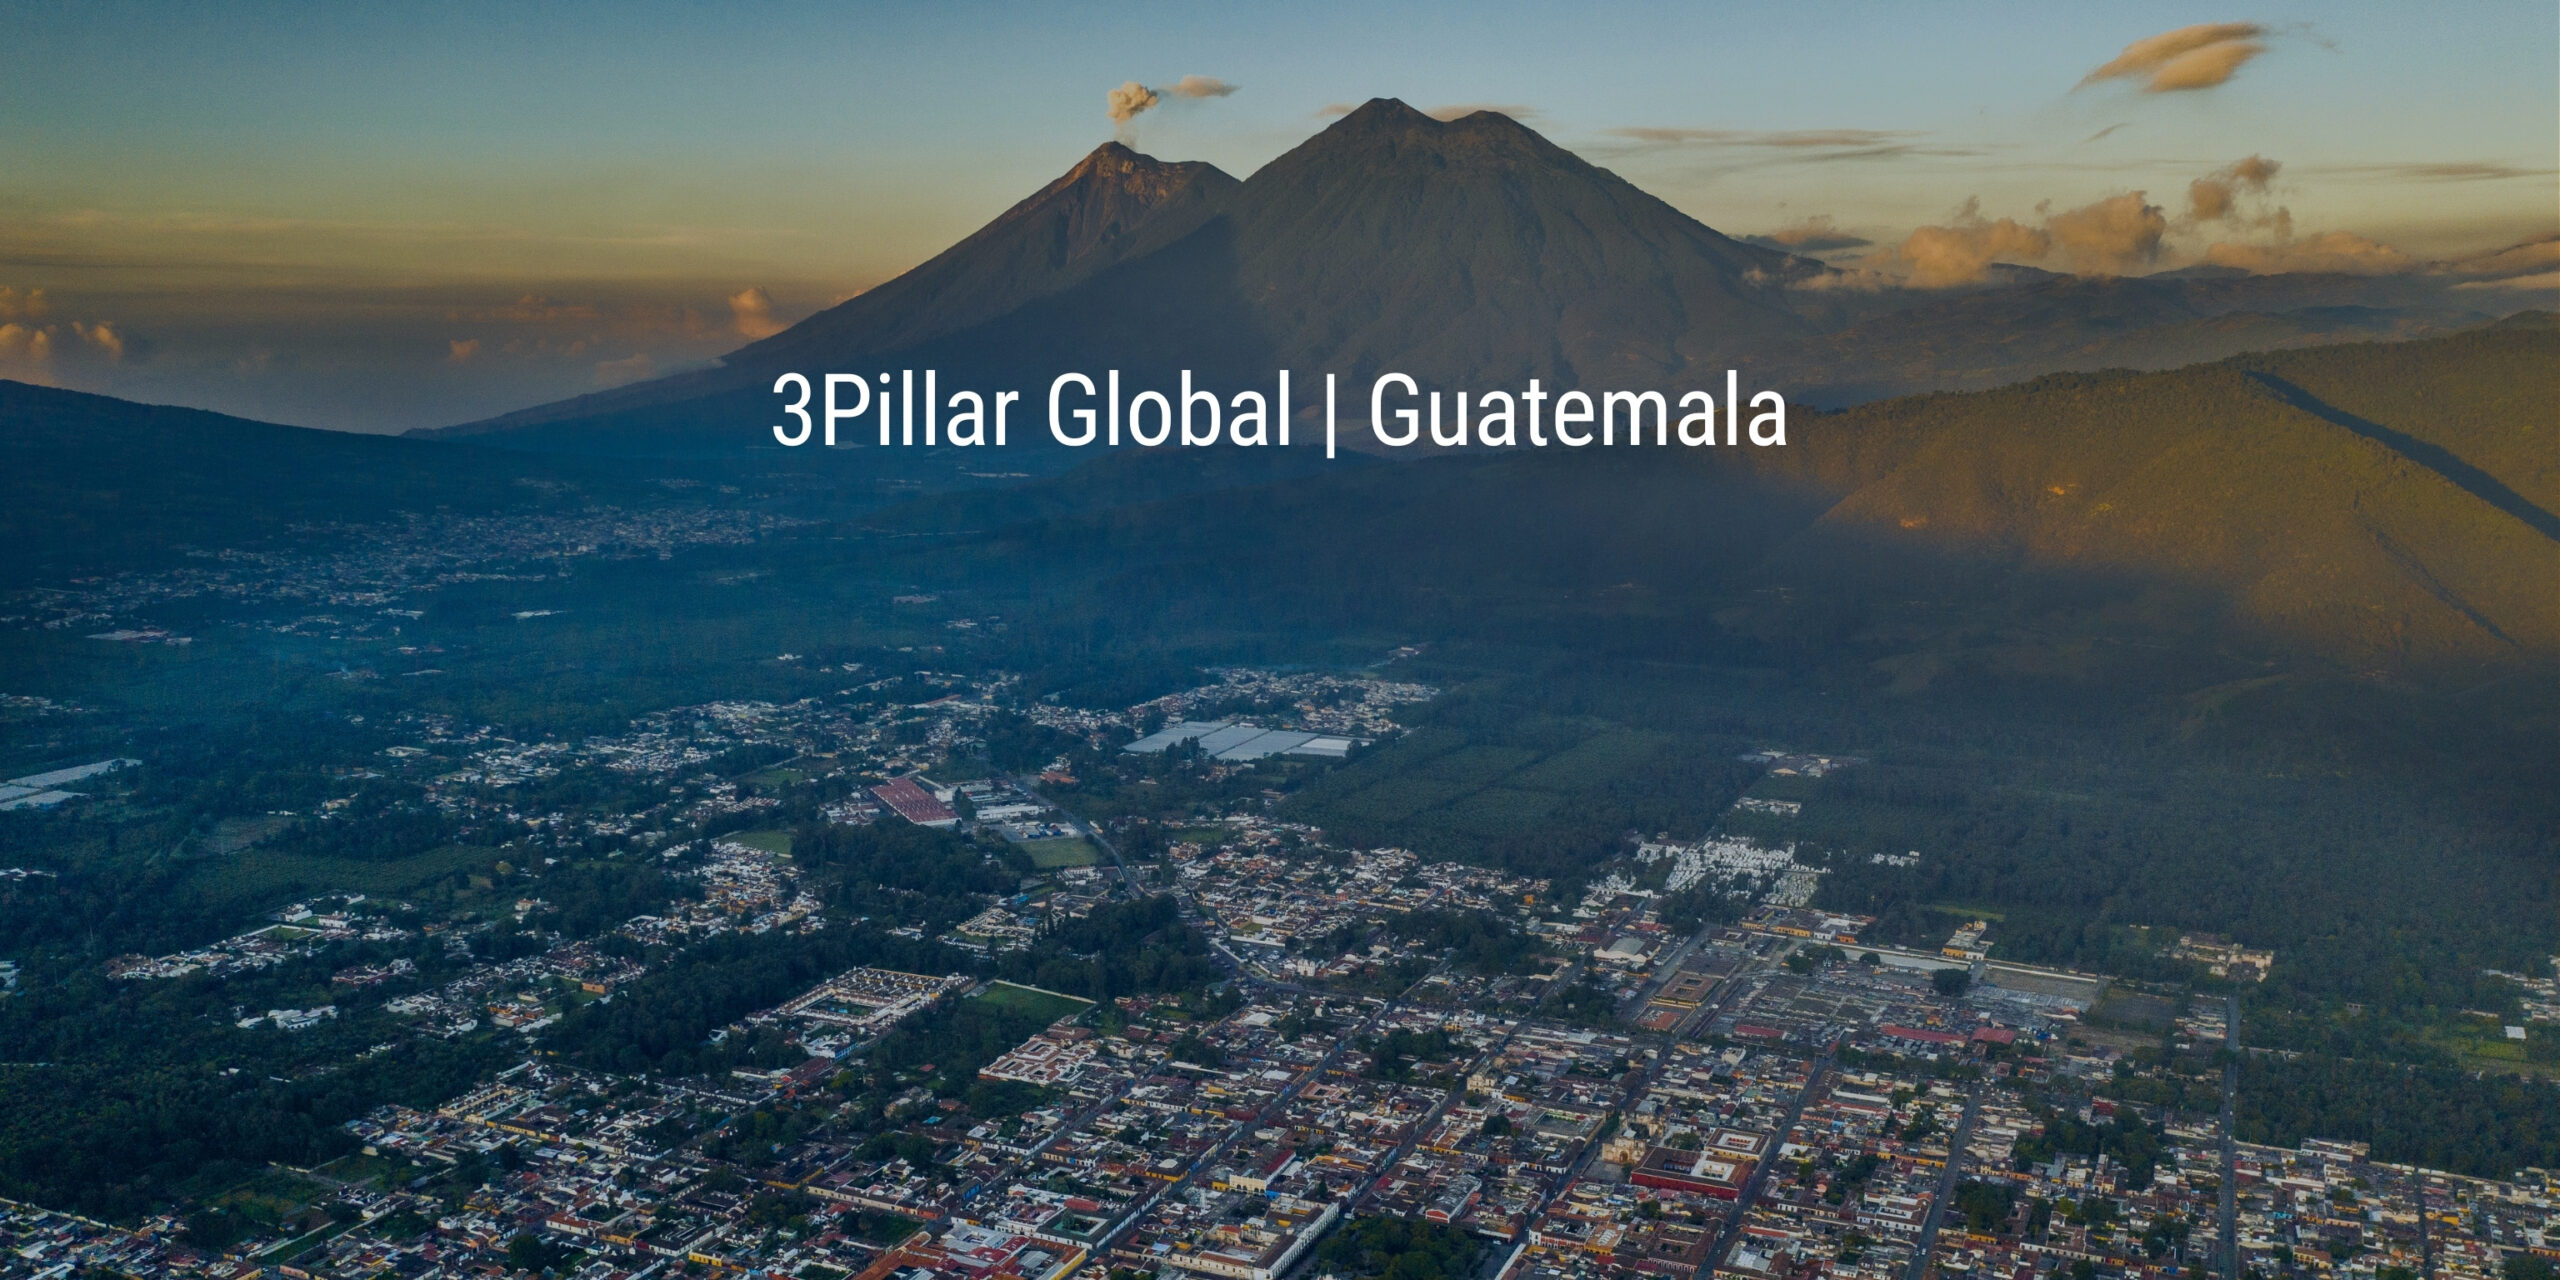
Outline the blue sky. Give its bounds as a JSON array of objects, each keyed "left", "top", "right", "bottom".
[{"left": 1, "top": 1, "right": 2552, "bottom": 428}]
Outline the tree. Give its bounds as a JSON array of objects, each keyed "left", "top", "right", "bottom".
[{"left": 507, "top": 1231, "right": 578, "bottom": 1273}]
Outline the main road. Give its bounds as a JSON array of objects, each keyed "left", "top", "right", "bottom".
[
  {"left": 2219, "top": 995, "right": 2240, "bottom": 1279},
  {"left": 1901, "top": 1085, "right": 1984, "bottom": 1280}
]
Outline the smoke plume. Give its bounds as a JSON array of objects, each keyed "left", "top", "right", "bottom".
[
  {"left": 1105, "top": 82, "right": 1160, "bottom": 128},
  {"left": 1106, "top": 76, "right": 1238, "bottom": 135}
]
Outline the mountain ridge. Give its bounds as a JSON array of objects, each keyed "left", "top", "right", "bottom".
[
  {"left": 431, "top": 141, "right": 1237, "bottom": 437},
  {"left": 417, "top": 98, "right": 1825, "bottom": 448},
  {"left": 415, "top": 101, "right": 2542, "bottom": 459}
]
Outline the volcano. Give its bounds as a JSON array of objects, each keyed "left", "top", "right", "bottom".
[
  {"left": 420, "top": 99, "right": 1821, "bottom": 452},
  {"left": 433, "top": 140, "right": 1236, "bottom": 442}
]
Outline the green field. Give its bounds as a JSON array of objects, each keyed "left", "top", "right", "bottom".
[
  {"left": 179, "top": 843, "right": 495, "bottom": 907},
  {"left": 2435, "top": 1017, "right": 2557, "bottom": 1079},
  {"left": 1015, "top": 836, "right": 1101, "bottom": 868},
  {"left": 724, "top": 828, "right": 794, "bottom": 856},
  {"left": 972, "top": 981, "right": 1093, "bottom": 1021}
]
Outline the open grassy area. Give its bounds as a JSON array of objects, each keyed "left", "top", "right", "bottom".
[
  {"left": 179, "top": 842, "right": 494, "bottom": 907},
  {"left": 311, "top": 1151, "right": 413, "bottom": 1191},
  {"left": 212, "top": 1168, "right": 331, "bottom": 1217},
  {"left": 2091, "top": 988, "right": 2181, "bottom": 1031},
  {"left": 972, "top": 981, "right": 1092, "bottom": 1021},
  {"left": 1016, "top": 836, "right": 1101, "bottom": 868},
  {"left": 2435, "top": 1017, "right": 2558, "bottom": 1079},
  {"left": 723, "top": 828, "right": 793, "bottom": 857}
]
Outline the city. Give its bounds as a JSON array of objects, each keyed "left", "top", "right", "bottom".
[{"left": 2, "top": 694, "right": 2552, "bottom": 1279}]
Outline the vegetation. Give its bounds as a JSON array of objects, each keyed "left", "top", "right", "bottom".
[
  {"left": 2237, "top": 1053, "right": 2560, "bottom": 1179},
  {"left": 1312, "top": 1215, "right": 1485, "bottom": 1280},
  {"left": 1, "top": 325, "right": 2554, "bottom": 1228}
]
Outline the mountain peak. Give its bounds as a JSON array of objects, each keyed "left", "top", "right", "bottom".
[
  {"left": 1327, "top": 97, "right": 1440, "bottom": 132},
  {"left": 1059, "top": 140, "right": 1232, "bottom": 203},
  {"left": 1296, "top": 96, "right": 1570, "bottom": 172},
  {"left": 706, "top": 142, "right": 1234, "bottom": 375}
]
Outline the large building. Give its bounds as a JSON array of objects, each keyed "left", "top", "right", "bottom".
[
  {"left": 1120, "top": 720, "right": 1357, "bottom": 762},
  {"left": 1161, "top": 1195, "right": 1338, "bottom": 1280},
  {"left": 873, "top": 775, "right": 959, "bottom": 827},
  {"left": 775, "top": 967, "right": 972, "bottom": 1036},
  {"left": 1629, "top": 1130, "right": 1765, "bottom": 1199}
]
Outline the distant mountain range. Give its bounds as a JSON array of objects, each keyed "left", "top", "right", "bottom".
[
  {"left": 862, "top": 321, "right": 2559, "bottom": 678},
  {"left": 11, "top": 97, "right": 2554, "bottom": 679},
  {"left": 9, "top": 320, "right": 2553, "bottom": 678},
  {"left": 418, "top": 98, "right": 2541, "bottom": 456}
]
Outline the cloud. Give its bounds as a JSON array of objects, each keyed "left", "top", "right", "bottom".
[
  {"left": 479, "top": 294, "right": 602, "bottom": 324},
  {"left": 447, "top": 337, "right": 482, "bottom": 364},
  {"left": 1608, "top": 126, "right": 1918, "bottom": 149},
  {"left": 2452, "top": 269, "right": 2560, "bottom": 293},
  {"left": 1785, "top": 266, "right": 1902, "bottom": 293},
  {"left": 2204, "top": 230, "right": 2412, "bottom": 275},
  {"left": 0, "top": 293, "right": 128, "bottom": 376},
  {"left": 2146, "top": 39, "right": 2266, "bottom": 91},
  {"left": 2045, "top": 193, "right": 2168, "bottom": 274},
  {"left": 2079, "top": 23, "right": 2267, "bottom": 93},
  {"left": 1891, "top": 199, "right": 2053, "bottom": 288},
  {"left": 1601, "top": 126, "right": 1976, "bottom": 167},
  {"left": 1743, "top": 215, "right": 1873, "bottom": 255},
  {"left": 2445, "top": 236, "right": 2560, "bottom": 279},
  {"left": 2321, "top": 162, "right": 2556, "bottom": 183},
  {"left": 2177, "top": 155, "right": 2421, "bottom": 277},
  {"left": 2186, "top": 154, "right": 2281, "bottom": 223},
  {"left": 0, "top": 286, "right": 49, "bottom": 322},
  {"left": 1163, "top": 75, "right": 1237, "bottom": 100},
  {"left": 2081, "top": 123, "right": 2130, "bottom": 144},
  {"left": 592, "top": 353, "right": 656, "bottom": 388},
  {"left": 1881, "top": 191, "right": 2165, "bottom": 285},
  {"left": 72, "top": 321, "right": 123, "bottom": 360},
  {"left": 728, "top": 287, "right": 785, "bottom": 340},
  {"left": 0, "top": 322, "right": 54, "bottom": 364}
]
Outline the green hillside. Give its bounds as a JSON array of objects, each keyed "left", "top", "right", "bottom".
[{"left": 1754, "top": 326, "right": 2560, "bottom": 674}]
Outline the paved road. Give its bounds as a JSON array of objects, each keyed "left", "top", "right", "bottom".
[
  {"left": 1091, "top": 997, "right": 1389, "bottom": 1261},
  {"left": 1901, "top": 1085, "right": 1984, "bottom": 1280},
  {"left": 2219, "top": 995, "right": 2240, "bottom": 1279},
  {"left": 1708, "top": 1046, "right": 1837, "bottom": 1268},
  {"left": 999, "top": 778, "right": 1847, "bottom": 1279},
  {"left": 1617, "top": 921, "right": 1715, "bottom": 1019},
  {"left": 2415, "top": 1171, "right": 2435, "bottom": 1280},
  {"left": 1011, "top": 774, "right": 1140, "bottom": 899},
  {"left": 1351, "top": 1022, "right": 1528, "bottom": 1212}
]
